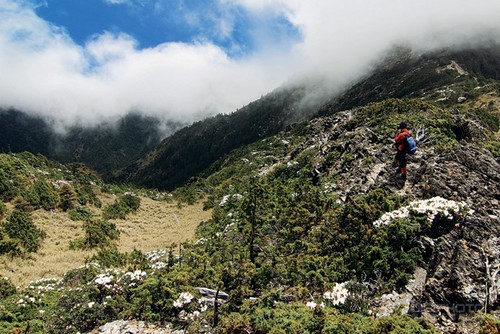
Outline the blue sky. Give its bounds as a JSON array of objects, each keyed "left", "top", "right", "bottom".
[
  {"left": 1, "top": 0, "right": 500, "bottom": 129},
  {"left": 35, "top": 0, "right": 300, "bottom": 57}
]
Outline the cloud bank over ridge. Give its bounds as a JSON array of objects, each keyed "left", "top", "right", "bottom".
[{"left": 1, "top": 0, "right": 500, "bottom": 130}]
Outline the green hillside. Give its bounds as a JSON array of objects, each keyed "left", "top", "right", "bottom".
[
  {"left": 116, "top": 45, "right": 500, "bottom": 191},
  {"left": 0, "top": 45, "right": 499, "bottom": 333},
  {"left": 0, "top": 91, "right": 498, "bottom": 332}
]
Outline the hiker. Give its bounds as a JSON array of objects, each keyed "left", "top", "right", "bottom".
[{"left": 394, "top": 121, "right": 412, "bottom": 182}]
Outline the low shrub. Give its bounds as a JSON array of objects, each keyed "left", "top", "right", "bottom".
[
  {"left": 75, "top": 184, "right": 102, "bottom": 208},
  {"left": 0, "top": 277, "right": 16, "bottom": 299},
  {"left": 70, "top": 219, "right": 120, "bottom": 250},
  {"left": 68, "top": 206, "right": 94, "bottom": 222},
  {"left": 59, "top": 184, "right": 77, "bottom": 212},
  {"left": 27, "top": 178, "right": 59, "bottom": 211},
  {"left": 0, "top": 202, "right": 6, "bottom": 220},
  {"left": 89, "top": 248, "right": 129, "bottom": 268},
  {"left": 1, "top": 208, "right": 46, "bottom": 254},
  {"left": 103, "top": 194, "right": 141, "bottom": 220}
]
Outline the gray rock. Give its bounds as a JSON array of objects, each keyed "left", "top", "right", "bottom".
[{"left": 91, "top": 320, "right": 176, "bottom": 334}]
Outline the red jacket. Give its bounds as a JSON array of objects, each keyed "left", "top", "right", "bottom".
[{"left": 394, "top": 128, "right": 412, "bottom": 152}]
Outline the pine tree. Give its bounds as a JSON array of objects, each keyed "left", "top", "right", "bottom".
[{"left": 59, "top": 184, "right": 77, "bottom": 212}]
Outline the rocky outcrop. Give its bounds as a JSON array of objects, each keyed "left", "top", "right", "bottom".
[
  {"left": 90, "top": 320, "right": 181, "bottom": 334},
  {"left": 277, "top": 104, "right": 500, "bottom": 332}
]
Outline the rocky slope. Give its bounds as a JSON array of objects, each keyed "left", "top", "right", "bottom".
[
  {"left": 117, "top": 45, "right": 500, "bottom": 192},
  {"left": 91, "top": 94, "right": 499, "bottom": 333},
  {"left": 285, "top": 101, "right": 499, "bottom": 332}
]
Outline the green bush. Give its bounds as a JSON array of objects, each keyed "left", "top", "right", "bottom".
[
  {"left": 27, "top": 178, "right": 59, "bottom": 210},
  {"left": 12, "top": 196, "right": 33, "bottom": 212},
  {"left": 0, "top": 230, "right": 22, "bottom": 256},
  {"left": 0, "top": 277, "right": 16, "bottom": 299},
  {"left": 68, "top": 206, "right": 94, "bottom": 222},
  {"left": 63, "top": 264, "right": 101, "bottom": 286},
  {"left": 103, "top": 194, "right": 141, "bottom": 220},
  {"left": 334, "top": 189, "right": 420, "bottom": 290},
  {"left": 0, "top": 202, "right": 6, "bottom": 220},
  {"left": 476, "top": 313, "right": 500, "bottom": 333},
  {"left": 2, "top": 208, "right": 46, "bottom": 254},
  {"left": 70, "top": 219, "right": 120, "bottom": 250},
  {"left": 0, "top": 169, "right": 15, "bottom": 202},
  {"left": 475, "top": 109, "right": 500, "bottom": 132},
  {"left": 74, "top": 184, "right": 102, "bottom": 208},
  {"left": 89, "top": 248, "right": 129, "bottom": 267},
  {"left": 59, "top": 184, "right": 77, "bottom": 212}
]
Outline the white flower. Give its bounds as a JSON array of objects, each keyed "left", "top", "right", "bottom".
[
  {"left": 199, "top": 304, "right": 208, "bottom": 312},
  {"left": 152, "top": 262, "right": 167, "bottom": 270},
  {"left": 373, "top": 196, "right": 469, "bottom": 227},
  {"left": 88, "top": 302, "right": 95, "bottom": 308},
  {"left": 39, "top": 310, "right": 45, "bottom": 315},
  {"left": 94, "top": 274, "right": 114, "bottom": 287},
  {"left": 219, "top": 194, "right": 243, "bottom": 207},
  {"left": 323, "top": 282, "right": 349, "bottom": 306},
  {"left": 174, "top": 292, "right": 194, "bottom": 308},
  {"left": 306, "top": 301, "right": 317, "bottom": 309}
]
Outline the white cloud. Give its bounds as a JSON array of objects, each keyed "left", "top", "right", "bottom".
[
  {"left": 1, "top": 0, "right": 500, "bottom": 131},
  {"left": 103, "top": 0, "right": 131, "bottom": 4}
]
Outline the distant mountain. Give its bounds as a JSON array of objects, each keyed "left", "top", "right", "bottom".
[
  {"left": 0, "top": 110, "right": 181, "bottom": 176},
  {"left": 113, "top": 84, "right": 316, "bottom": 189},
  {"left": 319, "top": 45, "right": 500, "bottom": 115},
  {"left": 115, "top": 45, "right": 500, "bottom": 190}
]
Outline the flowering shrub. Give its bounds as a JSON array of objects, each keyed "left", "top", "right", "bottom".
[
  {"left": 323, "top": 282, "right": 349, "bottom": 306},
  {"left": 373, "top": 196, "right": 471, "bottom": 228},
  {"left": 173, "top": 292, "right": 194, "bottom": 308}
]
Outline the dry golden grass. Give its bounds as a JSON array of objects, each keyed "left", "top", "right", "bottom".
[{"left": 0, "top": 195, "right": 211, "bottom": 287}]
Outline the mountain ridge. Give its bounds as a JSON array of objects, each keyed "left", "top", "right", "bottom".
[
  {"left": 0, "top": 81, "right": 498, "bottom": 332},
  {"left": 115, "top": 45, "right": 500, "bottom": 190}
]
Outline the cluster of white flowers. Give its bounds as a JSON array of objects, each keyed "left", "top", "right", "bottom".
[
  {"left": 120, "top": 270, "right": 146, "bottom": 282},
  {"left": 179, "top": 310, "right": 201, "bottom": 322},
  {"left": 373, "top": 196, "right": 471, "bottom": 228},
  {"left": 323, "top": 182, "right": 337, "bottom": 194},
  {"left": 146, "top": 249, "right": 169, "bottom": 262},
  {"left": 173, "top": 292, "right": 194, "bottom": 308},
  {"left": 52, "top": 179, "right": 72, "bottom": 189},
  {"left": 305, "top": 283, "right": 350, "bottom": 309},
  {"left": 152, "top": 192, "right": 173, "bottom": 201},
  {"left": 306, "top": 301, "right": 317, "bottom": 309},
  {"left": 36, "top": 168, "right": 50, "bottom": 175},
  {"left": 93, "top": 272, "right": 116, "bottom": 290},
  {"left": 219, "top": 194, "right": 244, "bottom": 207},
  {"left": 27, "top": 278, "right": 62, "bottom": 292},
  {"left": 151, "top": 262, "right": 167, "bottom": 270},
  {"left": 16, "top": 295, "right": 38, "bottom": 308},
  {"left": 323, "top": 282, "right": 349, "bottom": 306},
  {"left": 195, "top": 238, "right": 208, "bottom": 245},
  {"left": 287, "top": 161, "right": 299, "bottom": 168},
  {"left": 118, "top": 270, "right": 147, "bottom": 287}
]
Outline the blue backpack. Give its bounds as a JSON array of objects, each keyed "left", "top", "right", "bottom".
[{"left": 405, "top": 134, "right": 417, "bottom": 154}]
